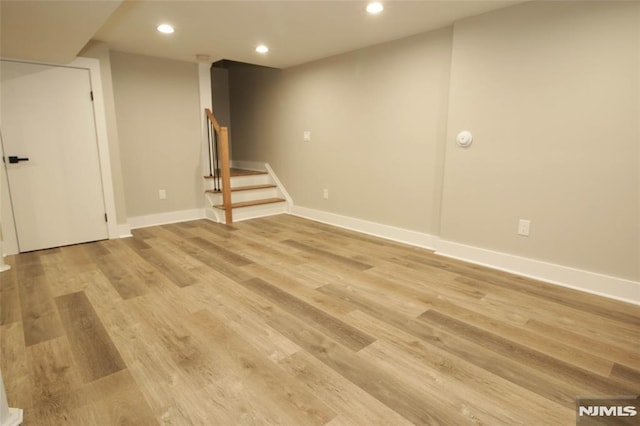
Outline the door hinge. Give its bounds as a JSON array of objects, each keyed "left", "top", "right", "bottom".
[
  {"left": 90, "top": 91, "right": 94, "bottom": 101},
  {"left": 104, "top": 213, "right": 108, "bottom": 222}
]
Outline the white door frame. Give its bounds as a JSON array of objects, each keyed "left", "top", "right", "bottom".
[{"left": 0, "top": 56, "right": 118, "bottom": 254}]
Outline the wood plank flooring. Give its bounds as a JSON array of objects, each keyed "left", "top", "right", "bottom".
[{"left": 1, "top": 214, "right": 638, "bottom": 425}]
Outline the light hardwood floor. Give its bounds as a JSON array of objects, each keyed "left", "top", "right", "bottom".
[{"left": 1, "top": 214, "right": 638, "bottom": 425}]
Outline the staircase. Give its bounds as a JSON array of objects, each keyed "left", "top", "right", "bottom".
[
  {"left": 204, "top": 167, "right": 288, "bottom": 223},
  {"left": 203, "top": 108, "right": 289, "bottom": 224}
]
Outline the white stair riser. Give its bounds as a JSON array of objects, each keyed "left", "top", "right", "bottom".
[
  {"left": 204, "top": 164, "right": 291, "bottom": 223},
  {"left": 204, "top": 174, "right": 272, "bottom": 191},
  {"left": 232, "top": 175, "right": 273, "bottom": 187},
  {"left": 206, "top": 188, "right": 281, "bottom": 204},
  {"left": 233, "top": 188, "right": 280, "bottom": 203},
  {"left": 204, "top": 202, "right": 287, "bottom": 224},
  {"left": 228, "top": 202, "right": 288, "bottom": 222}
]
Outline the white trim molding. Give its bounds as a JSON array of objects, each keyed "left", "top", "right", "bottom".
[
  {"left": 436, "top": 240, "right": 640, "bottom": 306},
  {"left": 0, "top": 56, "right": 119, "bottom": 253},
  {"left": 128, "top": 208, "right": 205, "bottom": 230},
  {"left": 198, "top": 62, "right": 213, "bottom": 177},
  {"left": 0, "top": 241, "right": 10, "bottom": 272},
  {"left": 290, "top": 205, "right": 439, "bottom": 250},
  {"left": 115, "top": 223, "right": 133, "bottom": 238},
  {"left": 0, "top": 373, "right": 22, "bottom": 426},
  {"left": 76, "top": 56, "right": 120, "bottom": 241},
  {"left": 290, "top": 204, "right": 639, "bottom": 306},
  {"left": 265, "top": 163, "right": 293, "bottom": 208}
]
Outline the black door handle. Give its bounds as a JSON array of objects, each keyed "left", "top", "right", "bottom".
[{"left": 6, "top": 156, "right": 29, "bottom": 164}]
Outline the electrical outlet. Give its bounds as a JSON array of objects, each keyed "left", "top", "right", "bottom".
[
  {"left": 518, "top": 219, "right": 530, "bottom": 236},
  {"left": 323, "top": 189, "right": 329, "bottom": 199},
  {"left": 159, "top": 189, "right": 167, "bottom": 200},
  {"left": 303, "top": 131, "right": 311, "bottom": 142}
]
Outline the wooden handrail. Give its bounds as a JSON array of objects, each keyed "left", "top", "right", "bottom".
[
  {"left": 205, "top": 108, "right": 232, "bottom": 224},
  {"left": 205, "top": 108, "right": 221, "bottom": 133},
  {"left": 218, "top": 127, "right": 232, "bottom": 224}
]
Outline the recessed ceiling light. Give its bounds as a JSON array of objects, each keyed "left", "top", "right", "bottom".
[
  {"left": 256, "top": 45, "right": 269, "bottom": 54},
  {"left": 366, "top": 2, "right": 384, "bottom": 14},
  {"left": 157, "top": 24, "right": 175, "bottom": 34}
]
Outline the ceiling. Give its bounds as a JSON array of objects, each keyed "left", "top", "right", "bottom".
[
  {"left": 2, "top": 0, "right": 527, "bottom": 69},
  {"left": 0, "top": 0, "right": 123, "bottom": 64}
]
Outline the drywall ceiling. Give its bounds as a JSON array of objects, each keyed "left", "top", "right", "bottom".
[
  {"left": 0, "top": 0, "right": 123, "bottom": 64},
  {"left": 2, "top": 1, "right": 527, "bottom": 68}
]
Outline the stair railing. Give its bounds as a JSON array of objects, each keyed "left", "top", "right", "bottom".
[{"left": 205, "top": 108, "right": 232, "bottom": 224}]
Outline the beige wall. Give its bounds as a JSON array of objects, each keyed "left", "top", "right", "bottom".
[
  {"left": 441, "top": 1, "right": 639, "bottom": 280},
  {"left": 79, "top": 41, "right": 129, "bottom": 225},
  {"left": 230, "top": 28, "right": 453, "bottom": 234},
  {"left": 110, "top": 51, "right": 203, "bottom": 217},
  {"left": 229, "top": 1, "right": 639, "bottom": 282}
]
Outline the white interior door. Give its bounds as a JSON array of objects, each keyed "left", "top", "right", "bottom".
[{"left": 0, "top": 60, "right": 108, "bottom": 252}]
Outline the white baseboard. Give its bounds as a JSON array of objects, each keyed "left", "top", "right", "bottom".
[
  {"left": 1, "top": 407, "right": 23, "bottom": 426},
  {"left": 436, "top": 240, "right": 640, "bottom": 306},
  {"left": 128, "top": 208, "right": 205, "bottom": 230},
  {"left": 290, "top": 204, "right": 639, "bottom": 306},
  {"left": 289, "top": 205, "right": 439, "bottom": 250},
  {"left": 265, "top": 163, "right": 293, "bottom": 206},
  {"left": 0, "top": 407, "right": 23, "bottom": 426},
  {"left": 204, "top": 207, "right": 223, "bottom": 223},
  {"left": 114, "top": 223, "right": 133, "bottom": 238}
]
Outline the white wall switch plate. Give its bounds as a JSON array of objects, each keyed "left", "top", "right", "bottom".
[{"left": 518, "top": 219, "right": 530, "bottom": 236}]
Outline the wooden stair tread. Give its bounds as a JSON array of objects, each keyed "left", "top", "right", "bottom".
[
  {"left": 205, "top": 184, "right": 277, "bottom": 195},
  {"left": 230, "top": 168, "right": 268, "bottom": 176},
  {"left": 204, "top": 168, "right": 268, "bottom": 179},
  {"left": 232, "top": 184, "right": 277, "bottom": 191},
  {"left": 213, "top": 198, "right": 286, "bottom": 210}
]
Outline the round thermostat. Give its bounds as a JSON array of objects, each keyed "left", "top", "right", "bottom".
[{"left": 456, "top": 131, "right": 473, "bottom": 148}]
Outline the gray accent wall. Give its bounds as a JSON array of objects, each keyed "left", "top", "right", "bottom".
[
  {"left": 227, "top": 1, "right": 639, "bottom": 282},
  {"left": 441, "top": 1, "right": 639, "bottom": 281},
  {"left": 110, "top": 51, "right": 203, "bottom": 217},
  {"left": 229, "top": 27, "right": 453, "bottom": 235}
]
